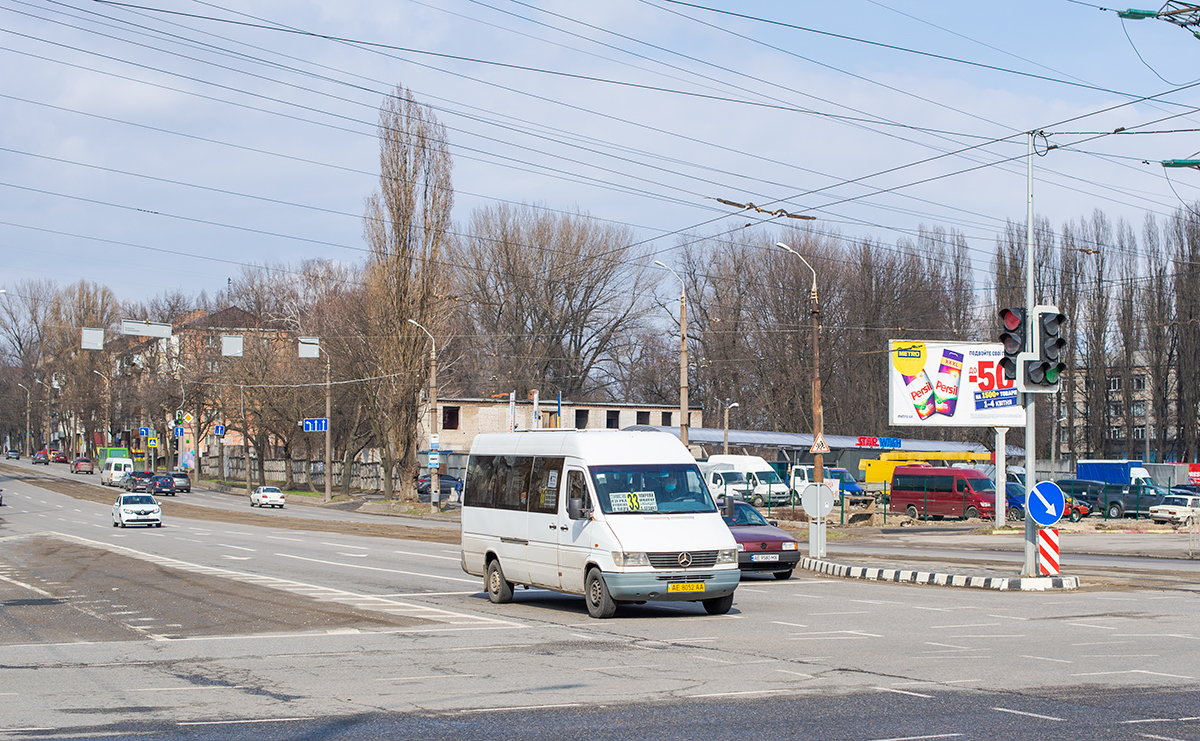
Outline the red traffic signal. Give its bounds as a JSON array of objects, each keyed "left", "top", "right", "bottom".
[{"left": 998, "top": 308, "right": 1026, "bottom": 381}]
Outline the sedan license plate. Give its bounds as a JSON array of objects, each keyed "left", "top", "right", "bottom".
[
  {"left": 667, "top": 582, "right": 705, "bottom": 593},
  {"left": 751, "top": 553, "right": 779, "bottom": 562}
]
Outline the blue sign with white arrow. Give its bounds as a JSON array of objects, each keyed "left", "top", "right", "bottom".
[{"left": 1027, "top": 481, "right": 1066, "bottom": 527}]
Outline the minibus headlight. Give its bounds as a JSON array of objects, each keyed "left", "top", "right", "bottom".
[
  {"left": 611, "top": 551, "right": 650, "bottom": 567},
  {"left": 716, "top": 549, "right": 738, "bottom": 564},
  {"left": 782, "top": 541, "right": 797, "bottom": 551}
]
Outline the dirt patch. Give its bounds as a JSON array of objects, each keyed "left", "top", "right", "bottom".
[{"left": 0, "top": 462, "right": 458, "bottom": 544}]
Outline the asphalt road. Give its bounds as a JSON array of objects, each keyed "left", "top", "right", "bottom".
[{"left": 2, "top": 466, "right": 1200, "bottom": 739}]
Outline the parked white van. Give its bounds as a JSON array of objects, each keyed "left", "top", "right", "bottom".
[
  {"left": 703, "top": 455, "right": 791, "bottom": 506},
  {"left": 101, "top": 458, "right": 134, "bottom": 486},
  {"left": 698, "top": 461, "right": 754, "bottom": 502},
  {"left": 461, "top": 430, "right": 740, "bottom": 619}
]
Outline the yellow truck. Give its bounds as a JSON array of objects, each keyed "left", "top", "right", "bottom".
[{"left": 860, "top": 452, "right": 994, "bottom": 489}]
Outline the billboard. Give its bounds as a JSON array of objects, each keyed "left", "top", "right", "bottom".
[{"left": 888, "top": 340, "right": 1026, "bottom": 427}]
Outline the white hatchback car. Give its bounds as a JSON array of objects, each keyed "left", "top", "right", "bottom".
[
  {"left": 112, "top": 493, "right": 162, "bottom": 528},
  {"left": 250, "top": 486, "right": 286, "bottom": 508}
]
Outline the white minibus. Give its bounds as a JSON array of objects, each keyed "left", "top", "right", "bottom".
[
  {"left": 101, "top": 458, "right": 134, "bottom": 486},
  {"left": 461, "top": 430, "right": 740, "bottom": 618}
]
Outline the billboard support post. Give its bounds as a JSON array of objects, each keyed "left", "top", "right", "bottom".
[{"left": 995, "top": 427, "right": 1007, "bottom": 529}]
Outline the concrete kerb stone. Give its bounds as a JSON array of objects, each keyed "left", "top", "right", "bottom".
[{"left": 801, "top": 557, "right": 1079, "bottom": 591}]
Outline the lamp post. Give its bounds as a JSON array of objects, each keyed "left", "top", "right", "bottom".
[
  {"left": 723, "top": 400, "right": 739, "bottom": 455},
  {"left": 777, "top": 243, "right": 823, "bottom": 487},
  {"left": 654, "top": 261, "right": 689, "bottom": 448},
  {"left": 36, "top": 378, "right": 50, "bottom": 454},
  {"left": 409, "top": 318, "right": 439, "bottom": 513},
  {"left": 93, "top": 370, "right": 111, "bottom": 451},
  {"left": 16, "top": 383, "right": 30, "bottom": 455}
]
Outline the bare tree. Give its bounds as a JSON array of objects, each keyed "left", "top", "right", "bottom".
[
  {"left": 361, "top": 84, "right": 454, "bottom": 500},
  {"left": 1142, "top": 214, "right": 1176, "bottom": 461}
]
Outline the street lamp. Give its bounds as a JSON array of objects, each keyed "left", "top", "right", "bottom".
[
  {"left": 93, "top": 370, "right": 111, "bottom": 451},
  {"left": 777, "top": 242, "right": 824, "bottom": 487},
  {"left": 299, "top": 339, "right": 335, "bottom": 503},
  {"left": 723, "top": 400, "right": 739, "bottom": 455},
  {"left": 408, "top": 318, "right": 439, "bottom": 513},
  {"left": 654, "top": 261, "right": 689, "bottom": 448},
  {"left": 36, "top": 378, "right": 49, "bottom": 453},
  {"left": 16, "top": 383, "right": 30, "bottom": 456}
]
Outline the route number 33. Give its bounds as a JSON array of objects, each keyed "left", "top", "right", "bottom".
[{"left": 974, "top": 360, "right": 1014, "bottom": 391}]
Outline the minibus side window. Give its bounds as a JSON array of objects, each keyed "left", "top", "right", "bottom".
[
  {"left": 464, "top": 455, "right": 496, "bottom": 508},
  {"left": 496, "top": 455, "right": 533, "bottom": 511},
  {"left": 529, "top": 457, "right": 564, "bottom": 514}
]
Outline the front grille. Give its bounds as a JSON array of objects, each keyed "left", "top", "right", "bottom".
[
  {"left": 656, "top": 574, "right": 713, "bottom": 582},
  {"left": 647, "top": 550, "right": 718, "bottom": 569}
]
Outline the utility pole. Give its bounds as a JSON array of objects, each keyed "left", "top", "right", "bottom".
[
  {"left": 409, "top": 319, "right": 438, "bottom": 513},
  {"left": 777, "top": 243, "right": 824, "bottom": 487},
  {"left": 1023, "top": 131, "right": 1038, "bottom": 577},
  {"left": 654, "top": 261, "right": 689, "bottom": 448},
  {"left": 325, "top": 354, "right": 332, "bottom": 503},
  {"left": 723, "top": 400, "right": 739, "bottom": 455},
  {"left": 242, "top": 385, "right": 251, "bottom": 497},
  {"left": 17, "top": 383, "right": 30, "bottom": 455}
]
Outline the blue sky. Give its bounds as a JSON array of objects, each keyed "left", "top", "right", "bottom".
[{"left": 2, "top": 0, "right": 1198, "bottom": 305}]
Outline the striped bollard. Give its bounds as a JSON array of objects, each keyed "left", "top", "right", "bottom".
[{"left": 1038, "top": 528, "right": 1060, "bottom": 576}]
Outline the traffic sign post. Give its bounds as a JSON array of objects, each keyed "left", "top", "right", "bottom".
[{"left": 801, "top": 483, "right": 835, "bottom": 559}]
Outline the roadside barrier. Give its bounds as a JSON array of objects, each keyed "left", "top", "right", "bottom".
[{"left": 1038, "top": 528, "right": 1060, "bottom": 575}]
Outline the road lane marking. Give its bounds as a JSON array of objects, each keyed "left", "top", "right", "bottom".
[
  {"left": 986, "top": 614, "right": 1029, "bottom": 621},
  {"left": 688, "top": 689, "right": 791, "bottom": 698},
  {"left": 867, "top": 735, "right": 961, "bottom": 741},
  {"left": 460, "top": 703, "right": 581, "bottom": 714},
  {"left": 876, "top": 687, "right": 933, "bottom": 698},
  {"left": 925, "top": 642, "right": 973, "bottom": 650},
  {"left": 993, "top": 707, "right": 1064, "bottom": 721},
  {"left": 132, "top": 686, "right": 247, "bottom": 692},
  {"left": 580, "top": 664, "right": 661, "bottom": 672},
  {"left": 1072, "top": 670, "right": 1194, "bottom": 679},
  {"left": 789, "top": 630, "right": 882, "bottom": 639},
  {"left": 337, "top": 553, "right": 369, "bottom": 558},
  {"left": 222, "top": 556, "right": 252, "bottom": 561},
  {"left": 267, "top": 536, "right": 303, "bottom": 542},
  {"left": 811, "top": 611, "right": 868, "bottom": 616},
  {"left": 772, "top": 621, "right": 808, "bottom": 628},
  {"left": 1021, "top": 655, "right": 1073, "bottom": 664},
  {"left": 1067, "top": 622, "right": 1117, "bottom": 629},
  {"left": 322, "top": 542, "right": 368, "bottom": 549},
  {"left": 375, "top": 674, "right": 476, "bottom": 681},
  {"left": 276, "top": 553, "right": 477, "bottom": 584},
  {"left": 393, "top": 549, "right": 460, "bottom": 561},
  {"left": 1137, "top": 734, "right": 1188, "bottom": 741},
  {"left": 178, "top": 717, "right": 314, "bottom": 726},
  {"left": 948, "top": 634, "right": 1025, "bottom": 638},
  {"left": 776, "top": 669, "right": 814, "bottom": 678}
]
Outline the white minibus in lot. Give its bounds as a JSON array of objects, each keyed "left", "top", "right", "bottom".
[{"left": 461, "top": 430, "right": 740, "bottom": 619}]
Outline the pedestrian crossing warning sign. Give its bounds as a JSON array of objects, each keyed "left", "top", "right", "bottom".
[{"left": 810, "top": 433, "right": 830, "bottom": 454}]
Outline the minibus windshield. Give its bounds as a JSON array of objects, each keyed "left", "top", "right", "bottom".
[{"left": 590, "top": 465, "right": 716, "bottom": 515}]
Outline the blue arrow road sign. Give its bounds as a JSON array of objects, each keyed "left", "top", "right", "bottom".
[
  {"left": 303, "top": 418, "right": 329, "bottom": 433},
  {"left": 214, "top": 425, "right": 225, "bottom": 436},
  {"left": 139, "top": 427, "right": 149, "bottom": 437},
  {"left": 1027, "top": 481, "right": 1066, "bottom": 527}
]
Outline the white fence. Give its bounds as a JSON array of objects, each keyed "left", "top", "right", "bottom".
[{"left": 206, "top": 453, "right": 467, "bottom": 493}]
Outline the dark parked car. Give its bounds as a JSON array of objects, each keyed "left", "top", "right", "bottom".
[
  {"left": 32, "top": 450, "right": 49, "bottom": 465},
  {"left": 169, "top": 471, "right": 191, "bottom": 493},
  {"left": 719, "top": 499, "right": 801, "bottom": 580},
  {"left": 150, "top": 474, "right": 176, "bottom": 496},
  {"left": 1059, "top": 478, "right": 1167, "bottom": 519},
  {"left": 5, "top": 449, "right": 20, "bottom": 460},
  {"left": 123, "top": 470, "right": 156, "bottom": 492},
  {"left": 416, "top": 474, "right": 463, "bottom": 503},
  {"left": 1056, "top": 479, "right": 1118, "bottom": 513}
]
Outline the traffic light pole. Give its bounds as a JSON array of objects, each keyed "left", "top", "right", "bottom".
[{"left": 1023, "top": 131, "right": 1038, "bottom": 578}]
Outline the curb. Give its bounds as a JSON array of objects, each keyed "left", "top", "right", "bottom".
[{"left": 801, "top": 557, "right": 1079, "bottom": 591}]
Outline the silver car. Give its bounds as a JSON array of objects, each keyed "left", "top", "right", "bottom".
[
  {"left": 112, "top": 493, "right": 162, "bottom": 528},
  {"left": 250, "top": 486, "right": 286, "bottom": 508}
]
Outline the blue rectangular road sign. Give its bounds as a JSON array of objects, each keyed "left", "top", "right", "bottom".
[
  {"left": 139, "top": 427, "right": 150, "bottom": 437},
  {"left": 174, "top": 426, "right": 185, "bottom": 438},
  {"left": 303, "top": 418, "right": 329, "bottom": 433},
  {"left": 214, "top": 425, "right": 225, "bottom": 436}
]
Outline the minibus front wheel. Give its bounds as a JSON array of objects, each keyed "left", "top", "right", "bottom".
[
  {"left": 585, "top": 568, "right": 617, "bottom": 619},
  {"left": 486, "top": 559, "right": 514, "bottom": 604},
  {"left": 703, "top": 594, "right": 734, "bottom": 615}
]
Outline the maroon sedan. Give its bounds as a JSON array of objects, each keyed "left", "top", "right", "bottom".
[
  {"left": 52, "top": 450, "right": 69, "bottom": 463},
  {"left": 71, "top": 457, "right": 94, "bottom": 474},
  {"left": 720, "top": 499, "right": 802, "bottom": 580}
]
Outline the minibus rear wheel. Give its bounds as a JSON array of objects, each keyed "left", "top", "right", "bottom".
[
  {"left": 585, "top": 568, "right": 616, "bottom": 619},
  {"left": 486, "top": 559, "right": 514, "bottom": 604},
  {"left": 703, "top": 594, "right": 734, "bottom": 615}
]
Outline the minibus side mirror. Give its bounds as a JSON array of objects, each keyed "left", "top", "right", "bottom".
[
  {"left": 723, "top": 497, "right": 735, "bottom": 518},
  {"left": 568, "top": 497, "right": 584, "bottom": 520}
]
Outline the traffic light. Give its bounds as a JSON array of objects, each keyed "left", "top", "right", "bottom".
[
  {"left": 1028, "top": 306, "right": 1067, "bottom": 391},
  {"left": 998, "top": 308, "right": 1026, "bottom": 381}
]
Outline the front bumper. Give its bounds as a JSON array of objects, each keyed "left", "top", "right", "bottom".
[
  {"left": 738, "top": 551, "right": 802, "bottom": 571},
  {"left": 602, "top": 568, "right": 740, "bottom": 602}
]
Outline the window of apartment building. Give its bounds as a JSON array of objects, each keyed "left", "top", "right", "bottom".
[
  {"left": 1107, "top": 377, "right": 1121, "bottom": 392},
  {"left": 1131, "top": 401, "right": 1146, "bottom": 418},
  {"left": 661, "top": 411, "right": 672, "bottom": 426},
  {"left": 606, "top": 410, "right": 621, "bottom": 429},
  {"left": 575, "top": 409, "right": 589, "bottom": 429},
  {"left": 636, "top": 410, "right": 650, "bottom": 426},
  {"left": 1133, "top": 425, "right": 1146, "bottom": 440},
  {"left": 442, "top": 406, "right": 460, "bottom": 430},
  {"left": 1132, "top": 375, "right": 1146, "bottom": 391},
  {"left": 1108, "top": 426, "right": 1123, "bottom": 439},
  {"left": 1108, "top": 403, "right": 1121, "bottom": 418}
]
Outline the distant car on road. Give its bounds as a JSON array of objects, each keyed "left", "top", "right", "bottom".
[
  {"left": 32, "top": 450, "right": 50, "bottom": 465},
  {"left": 150, "top": 474, "right": 176, "bottom": 497},
  {"left": 5, "top": 449, "right": 20, "bottom": 460},
  {"left": 123, "top": 470, "right": 155, "bottom": 492},
  {"left": 112, "top": 493, "right": 161, "bottom": 528},
  {"left": 169, "top": 471, "right": 191, "bottom": 493},
  {"left": 51, "top": 450, "right": 68, "bottom": 463},
  {"left": 250, "top": 486, "right": 286, "bottom": 508},
  {"left": 719, "top": 499, "right": 801, "bottom": 580},
  {"left": 71, "top": 457, "right": 94, "bottom": 474}
]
